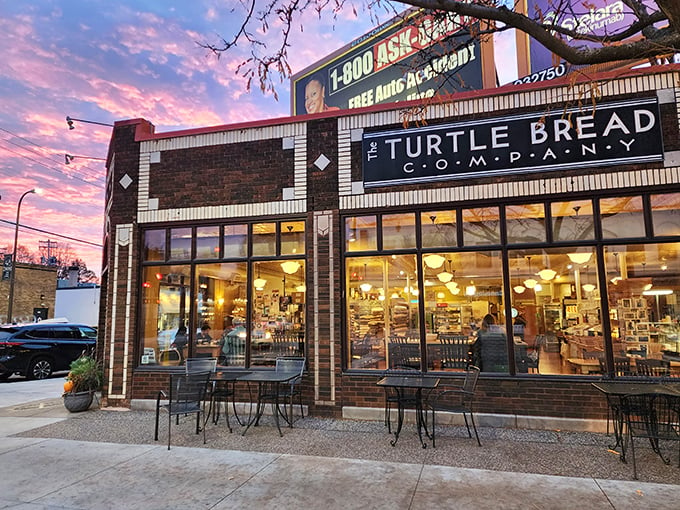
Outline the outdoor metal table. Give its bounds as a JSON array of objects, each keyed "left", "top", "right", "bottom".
[
  {"left": 209, "top": 370, "right": 251, "bottom": 430},
  {"left": 239, "top": 370, "right": 301, "bottom": 437},
  {"left": 376, "top": 375, "right": 440, "bottom": 448},
  {"left": 591, "top": 381, "right": 680, "bottom": 450}
]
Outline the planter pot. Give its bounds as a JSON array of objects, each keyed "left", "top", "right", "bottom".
[{"left": 63, "top": 391, "right": 94, "bottom": 413}]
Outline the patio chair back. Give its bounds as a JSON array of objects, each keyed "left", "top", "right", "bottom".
[
  {"left": 275, "top": 356, "right": 306, "bottom": 426},
  {"left": 438, "top": 335, "right": 470, "bottom": 369},
  {"left": 635, "top": 358, "right": 671, "bottom": 378},
  {"left": 185, "top": 357, "right": 217, "bottom": 374},
  {"left": 154, "top": 370, "right": 211, "bottom": 449}
]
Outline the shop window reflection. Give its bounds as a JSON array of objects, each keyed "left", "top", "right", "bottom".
[
  {"left": 600, "top": 196, "right": 644, "bottom": 239},
  {"left": 169, "top": 228, "right": 192, "bottom": 260},
  {"left": 345, "top": 215, "right": 377, "bottom": 252},
  {"left": 651, "top": 193, "right": 680, "bottom": 237},
  {"left": 421, "top": 211, "right": 457, "bottom": 248},
  {"left": 382, "top": 213, "right": 416, "bottom": 250},
  {"left": 223, "top": 224, "right": 247, "bottom": 258},
  {"left": 551, "top": 200, "right": 595, "bottom": 241},
  {"left": 281, "top": 221, "right": 305, "bottom": 255},
  {"left": 196, "top": 226, "right": 220, "bottom": 259},
  {"left": 462, "top": 207, "right": 500, "bottom": 246},
  {"left": 143, "top": 229, "right": 165, "bottom": 261},
  {"left": 506, "top": 203, "right": 546, "bottom": 244},
  {"left": 252, "top": 222, "right": 277, "bottom": 256}
]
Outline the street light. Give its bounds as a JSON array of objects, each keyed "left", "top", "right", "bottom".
[
  {"left": 65, "top": 116, "right": 113, "bottom": 130},
  {"left": 6, "top": 189, "right": 41, "bottom": 323}
]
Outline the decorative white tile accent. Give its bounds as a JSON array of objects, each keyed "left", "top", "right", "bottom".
[
  {"left": 350, "top": 128, "right": 363, "bottom": 142},
  {"left": 283, "top": 187, "right": 295, "bottom": 200},
  {"left": 148, "top": 198, "right": 159, "bottom": 210},
  {"left": 351, "top": 181, "right": 364, "bottom": 195},
  {"left": 664, "top": 151, "right": 680, "bottom": 167},
  {"left": 657, "top": 88, "right": 675, "bottom": 104},
  {"left": 282, "top": 136, "right": 295, "bottom": 149},
  {"left": 314, "top": 153, "right": 331, "bottom": 171},
  {"left": 119, "top": 174, "right": 133, "bottom": 189},
  {"left": 150, "top": 151, "right": 161, "bottom": 163}
]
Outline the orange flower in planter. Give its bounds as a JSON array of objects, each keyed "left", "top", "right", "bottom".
[{"left": 63, "top": 380, "right": 74, "bottom": 393}]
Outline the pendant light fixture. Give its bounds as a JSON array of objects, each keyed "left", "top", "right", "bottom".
[
  {"left": 253, "top": 263, "right": 267, "bottom": 290},
  {"left": 523, "top": 256, "right": 538, "bottom": 289},
  {"left": 437, "top": 260, "right": 453, "bottom": 283},
  {"left": 359, "top": 263, "right": 372, "bottom": 293}
]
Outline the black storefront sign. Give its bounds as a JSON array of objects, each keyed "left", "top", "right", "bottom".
[{"left": 362, "top": 98, "right": 664, "bottom": 188}]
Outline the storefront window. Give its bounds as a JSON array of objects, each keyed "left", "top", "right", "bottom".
[
  {"left": 462, "top": 207, "right": 500, "bottom": 246},
  {"left": 196, "top": 226, "right": 220, "bottom": 259},
  {"left": 139, "top": 265, "right": 191, "bottom": 366},
  {"left": 346, "top": 255, "right": 419, "bottom": 369},
  {"left": 651, "top": 193, "right": 680, "bottom": 237},
  {"left": 424, "top": 251, "right": 505, "bottom": 372},
  {"left": 509, "top": 248, "right": 601, "bottom": 376},
  {"left": 346, "top": 215, "right": 377, "bottom": 252},
  {"left": 281, "top": 221, "right": 305, "bottom": 255},
  {"left": 250, "top": 259, "right": 305, "bottom": 366},
  {"left": 252, "top": 222, "right": 277, "bottom": 256},
  {"left": 551, "top": 200, "right": 595, "bottom": 241},
  {"left": 223, "top": 224, "right": 247, "bottom": 258},
  {"left": 421, "top": 210, "right": 457, "bottom": 248},
  {"left": 605, "top": 243, "right": 680, "bottom": 369},
  {"left": 506, "top": 204, "right": 546, "bottom": 244},
  {"left": 144, "top": 229, "right": 165, "bottom": 261},
  {"left": 194, "top": 262, "right": 247, "bottom": 366},
  {"left": 600, "top": 196, "right": 644, "bottom": 239},
  {"left": 169, "top": 228, "right": 192, "bottom": 260},
  {"left": 382, "top": 213, "right": 416, "bottom": 250}
]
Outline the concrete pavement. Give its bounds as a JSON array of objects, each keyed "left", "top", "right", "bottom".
[{"left": 1, "top": 376, "right": 680, "bottom": 509}]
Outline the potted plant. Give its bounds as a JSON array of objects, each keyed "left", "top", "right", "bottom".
[{"left": 62, "top": 355, "right": 103, "bottom": 412}]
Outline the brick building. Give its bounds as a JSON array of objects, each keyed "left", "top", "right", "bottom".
[
  {"left": 98, "top": 65, "right": 680, "bottom": 429},
  {"left": 0, "top": 263, "right": 57, "bottom": 324}
]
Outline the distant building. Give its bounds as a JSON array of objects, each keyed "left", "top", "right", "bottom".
[{"left": 0, "top": 262, "right": 57, "bottom": 324}]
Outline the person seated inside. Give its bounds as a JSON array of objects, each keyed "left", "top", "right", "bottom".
[
  {"left": 471, "top": 314, "right": 508, "bottom": 372},
  {"left": 196, "top": 324, "right": 212, "bottom": 344}
]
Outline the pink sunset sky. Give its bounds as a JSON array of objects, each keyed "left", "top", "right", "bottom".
[{"left": 0, "top": 1, "right": 518, "bottom": 278}]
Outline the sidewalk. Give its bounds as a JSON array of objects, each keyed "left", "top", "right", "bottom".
[{"left": 1, "top": 382, "right": 680, "bottom": 509}]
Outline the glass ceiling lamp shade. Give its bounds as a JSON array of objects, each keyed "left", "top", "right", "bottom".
[
  {"left": 359, "top": 282, "right": 373, "bottom": 293},
  {"left": 281, "top": 260, "right": 301, "bottom": 274},
  {"left": 642, "top": 289, "right": 673, "bottom": 296},
  {"left": 568, "top": 252, "right": 592, "bottom": 265},
  {"left": 523, "top": 278, "right": 538, "bottom": 289},
  {"left": 534, "top": 283, "right": 543, "bottom": 292},
  {"left": 537, "top": 268, "right": 557, "bottom": 280},
  {"left": 254, "top": 263, "right": 267, "bottom": 290},
  {"left": 582, "top": 283, "right": 596, "bottom": 292},
  {"left": 423, "top": 254, "right": 446, "bottom": 269},
  {"left": 445, "top": 281, "right": 460, "bottom": 295},
  {"left": 514, "top": 285, "right": 526, "bottom": 294},
  {"left": 437, "top": 271, "right": 453, "bottom": 283},
  {"left": 465, "top": 282, "right": 476, "bottom": 296}
]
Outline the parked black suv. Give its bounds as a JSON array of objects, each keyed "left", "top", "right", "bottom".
[{"left": 0, "top": 323, "right": 97, "bottom": 380}]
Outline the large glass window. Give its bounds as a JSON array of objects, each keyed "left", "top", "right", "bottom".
[
  {"left": 382, "top": 213, "right": 416, "bottom": 250},
  {"left": 250, "top": 259, "right": 306, "bottom": 366},
  {"left": 423, "top": 251, "right": 505, "bottom": 372},
  {"left": 346, "top": 215, "right": 377, "bottom": 252},
  {"left": 139, "top": 265, "right": 191, "bottom": 366},
  {"left": 509, "top": 248, "right": 601, "bottom": 376},
  {"left": 346, "top": 255, "right": 419, "bottom": 369},
  {"left": 605, "top": 243, "right": 680, "bottom": 370},
  {"left": 139, "top": 219, "right": 306, "bottom": 368}
]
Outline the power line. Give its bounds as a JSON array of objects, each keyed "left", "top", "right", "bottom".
[
  {"left": 0, "top": 219, "right": 102, "bottom": 248},
  {"left": 0, "top": 126, "right": 105, "bottom": 187}
]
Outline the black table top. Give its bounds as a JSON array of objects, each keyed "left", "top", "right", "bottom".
[
  {"left": 591, "top": 381, "right": 680, "bottom": 397},
  {"left": 238, "top": 371, "right": 301, "bottom": 383},
  {"left": 211, "top": 370, "right": 252, "bottom": 381},
  {"left": 377, "top": 375, "right": 440, "bottom": 390}
]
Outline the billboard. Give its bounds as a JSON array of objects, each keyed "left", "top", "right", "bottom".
[
  {"left": 291, "top": 10, "right": 485, "bottom": 115},
  {"left": 526, "top": 0, "right": 664, "bottom": 73}
]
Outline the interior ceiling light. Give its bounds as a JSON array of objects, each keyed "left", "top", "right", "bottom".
[
  {"left": 254, "top": 264, "right": 267, "bottom": 290},
  {"left": 445, "top": 282, "right": 460, "bottom": 295},
  {"left": 523, "top": 278, "right": 538, "bottom": 289},
  {"left": 642, "top": 289, "right": 673, "bottom": 296},
  {"left": 281, "top": 260, "right": 301, "bottom": 274},
  {"left": 534, "top": 283, "right": 543, "bottom": 292},
  {"left": 538, "top": 268, "right": 557, "bottom": 280},
  {"left": 296, "top": 284, "right": 306, "bottom": 293},
  {"left": 437, "top": 259, "right": 453, "bottom": 283},
  {"left": 568, "top": 252, "right": 592, "bottom": 265},
  {"left": 643, "top": 283, "right": 654, "bottom": 291},
  {"left": 582, "top": 283, "right": 596, "bottom": 292},
  {"left": 423, "top": 254, "right": 446, "bottom": 269},
  {"left": 465, "top": 282, "right": 476, "bottom": 296},
  {"left": 514, "top": 285, "right": 526, "bottom": 294},
  {"left": 359, "top": 282, "right": 373, "bottom": 293}
]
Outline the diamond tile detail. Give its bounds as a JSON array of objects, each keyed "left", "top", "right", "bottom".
[
  {"left": 119, "top": 174, "right": 133, "bottom": 189},
  {"left": 314, "top": 154, "right": 331, "bottom": 171}
]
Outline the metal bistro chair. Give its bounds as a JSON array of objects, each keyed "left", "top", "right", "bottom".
[
  {"left": 636, "top": 358, "right": 671, "bottom": 378},
  {"left": 185, "top": 357, "right": 226, "bottom": 427},
  {"left": 154, "top": 370, "right": 212, "bottom": 450},
  {"left": 620, "top": 393, "right": 680, "bottom": 479},
  {"left": 426, "top": 365, "right": 481, "bottom": 447},
  {"left": 438, "top": 335, "right": 470, "bottom": 370},
  {"left": 275, "top": 356, "right": 306, "bottom": 427}
]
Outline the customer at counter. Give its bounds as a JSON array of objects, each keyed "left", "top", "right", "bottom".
[{"left": 196, "top": 324, "right": 213, "bottom": 344}]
